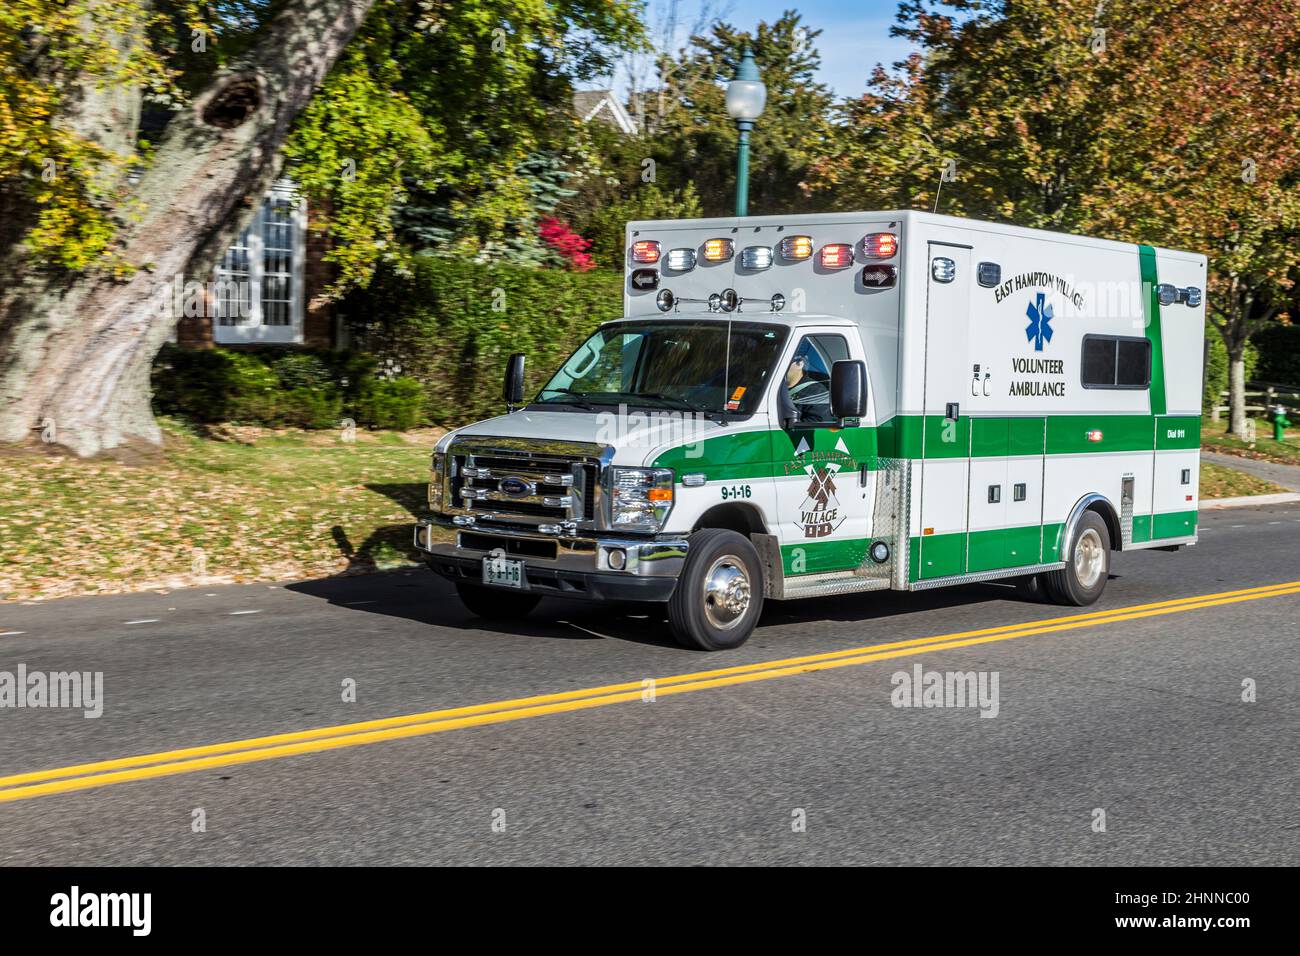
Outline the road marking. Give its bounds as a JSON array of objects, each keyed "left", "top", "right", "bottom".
[
  {"left": 0, "top": 632, "right": 25, "bottom": 637},
  {"left": 2, "top": 579, "right": 1298, "bottom": 804},
  {"left": 124, "top": 619, "right": 160, "bottom": 625},
  {"left": 228, "top": 610, "right": 262, "bottom": 616}
]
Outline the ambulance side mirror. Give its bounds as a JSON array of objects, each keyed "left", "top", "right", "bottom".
[
  {"left": 830, "top": 360, "right": 867, "bottom": 420},
  {"left": 503, "top": 353, "right": 526, "bottom": 408}
]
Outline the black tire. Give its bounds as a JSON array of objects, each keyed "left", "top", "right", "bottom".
[
  {"left": 1015, "top": 573, "right": 1051, "bottom": 603},
  {"left": 667, "top": 529, "right": 765, "bottom": 651},
  {"left": 455, "top": 582, "right": 542, "bottom": 620},
  {"left": 1043, "top": 511, "right": 1111, "bottom": 606}
]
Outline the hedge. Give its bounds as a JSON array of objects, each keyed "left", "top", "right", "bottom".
[
  {"left": 1252, "top": 323, "right": 1300, "bottom": 388},
  {"left": 151, "top": 346, "right": 425, "bottom": 430},
  {"left": 341, "top": 256, "right": 624, "bottom": 425}
]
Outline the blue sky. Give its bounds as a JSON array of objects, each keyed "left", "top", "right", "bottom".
[
  {"left": 598, "top": 0, "right": 915, "bottom": 100},
  {"left": 740, "top": 0, "right": 912, "bottom": 96}
]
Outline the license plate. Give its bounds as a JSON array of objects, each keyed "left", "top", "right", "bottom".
[{"left": 482, "top": 555, "right": 524, "bottom": 589}]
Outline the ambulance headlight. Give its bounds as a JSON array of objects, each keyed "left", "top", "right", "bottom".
[
  {"left": 429, "top": 451, "right": 446, "bottom": 511},
  {"left": 608, "top": 467, "right": 674, "bottom": 531}
]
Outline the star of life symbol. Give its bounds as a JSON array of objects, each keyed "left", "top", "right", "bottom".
[{"left": 1026, "top": 292, "right": 1054, "bottom": 351}]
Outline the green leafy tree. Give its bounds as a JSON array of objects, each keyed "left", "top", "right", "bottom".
[
  {"left": 817, "top": 0, "right": 1300, "bottom": 436},
  {"left": 0, "top": 0, "right": 643, "bottom": 456},
  {"left": 640, "top": 11, "right": 838, "bottom": 217}
]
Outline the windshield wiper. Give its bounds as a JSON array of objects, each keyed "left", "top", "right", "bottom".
[
  {"left": 637, "top": 393, "right": 726, "bottom": 422},
  {"left": 536, "top": 387, "right": 597, "bottom": 411}
]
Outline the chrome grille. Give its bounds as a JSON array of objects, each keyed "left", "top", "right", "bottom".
[{"left": 445, "top": 439, "right": 606, "bottom": 529}]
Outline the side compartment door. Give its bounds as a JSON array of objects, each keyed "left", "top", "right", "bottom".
[
  {"left": 1003, "top": 418, "right": 1046, "bottom": 566},
  {"left": 918, "top": 244, "right": 973, "bottom": 579},
  {"left": 966, "top": 418, "right": 1008, "bottom": 572}
]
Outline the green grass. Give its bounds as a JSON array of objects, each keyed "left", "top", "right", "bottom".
[
  {"left": 2, "top": 416, "right": 1289, "bottom": 603},
  {"left": 1202, "top": 418, "right": 1300, "bottom": 465},
  {"left": 0, "top": 421, "right": 451, "bottom": 603},
  {"left": 1199, "top": 460, "right": 1287, "bottom": 499}
]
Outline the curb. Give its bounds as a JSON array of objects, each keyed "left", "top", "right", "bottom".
[{"left": 1200, "top": 492, "right": 1300, "bottom": 510}]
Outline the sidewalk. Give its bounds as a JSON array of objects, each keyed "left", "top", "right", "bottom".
[{"left": 1201, "top": 450, "right": 1300, "bottom": 492}]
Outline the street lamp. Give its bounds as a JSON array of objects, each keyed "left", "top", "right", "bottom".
[{"left": 726, "top": 46, "right": 766, "bottom": 217}]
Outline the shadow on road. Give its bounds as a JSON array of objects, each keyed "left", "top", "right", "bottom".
[{"left": 286, "top": 563, "right": 1086, "bottom": 651}]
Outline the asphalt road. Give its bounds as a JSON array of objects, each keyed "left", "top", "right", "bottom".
[{"left": 1, "top": 503, "right": 1297, "bottom": 866}]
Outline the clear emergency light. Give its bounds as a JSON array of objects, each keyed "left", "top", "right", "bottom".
[
  {"left": 631, "top": 240, "right": 661, "bottom": 263},
  {"left": 741, "top": 246, "right": 773, "bottom": 270},
  {"left": 820, "top": 243, "right": 854, "bottom": 268},
  {"left": 779, "top": 235, "right": 813, "bottom": 260},
  {"left": 702, "top": 238, "right": 734, "bottom": 262},
  {"left": 666, "top": 248, "right": 696, "bottom": 271},
  {"left": 861, "top": 233, "right": 898, "bottom": 259}
]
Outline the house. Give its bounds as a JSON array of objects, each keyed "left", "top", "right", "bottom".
[
  {"left": 572, "top": 90, "right": 638, "bottom": 136},
  {"left": 174, "top": 179, "right": 338, "bottom": 350},
  {"left": 177, "top": 93, "right": 635, "bottom": 352}
]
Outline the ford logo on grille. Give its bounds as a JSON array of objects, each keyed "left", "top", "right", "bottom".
[{"left": 498, "top": 476, "right": 534, "bottom": 498}]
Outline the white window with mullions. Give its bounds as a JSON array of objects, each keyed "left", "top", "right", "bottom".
[{"left": 214, "top": 179, "right": 306, "bottom": 344}]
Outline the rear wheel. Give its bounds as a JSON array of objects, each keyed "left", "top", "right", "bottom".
[
  {"left": 667, "top": 529, "right": 765, "bottom": 651},
  {"left": 455, "top": 582, "right": 542, "bottom": 620},
  {"left": 1043, "top": 511, "right": 1110, "bottom": 606}
]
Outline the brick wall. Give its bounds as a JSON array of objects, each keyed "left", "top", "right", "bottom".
[
  {"left": 174, "top": 192, "right": 336, "bottom": 351},
  {"left": 301, "top": 201, "right": 334, "bottom": 349}
]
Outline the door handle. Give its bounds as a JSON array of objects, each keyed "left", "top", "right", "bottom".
[{"left": 988, "top": 484, "right": 1001, "bottom": 504}]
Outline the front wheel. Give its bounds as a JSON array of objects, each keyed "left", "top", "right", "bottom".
[
  {"left": 455, "top": 582, "right": 542, "bottom": 620},
  {"left": 667, "top": 529, "right": 765, "bottom": 651},
  {"left": 1043, "top": 511, "right": 1111, "bottom": 606}
]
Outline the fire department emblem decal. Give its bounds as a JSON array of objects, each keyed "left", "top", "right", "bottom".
[{"left": 800, "top": 463, "right": 845, "bottom": 538}]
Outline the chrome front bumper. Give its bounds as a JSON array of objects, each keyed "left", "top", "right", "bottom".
[{"left": 414, "top": 518, "right": 688, "bottom": 602}]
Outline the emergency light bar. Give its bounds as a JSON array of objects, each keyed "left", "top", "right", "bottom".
[
  {"left": 861, "top": 232, "right": 898, "bottom": 259},
  {"left": 820, "top": 243, "right": 854, "bottom": 268},
  {"left": 702, "top": 238, "right": 734, "bottom": 262},
  {"left": 631, "top": 240, "right": 661, "bottom": 263},
  {"left": 779, "top": 235, "right": 813, "bottom": 260},
  {"left": 666, "top": 248, "right": 696, "bottom": 271},
  {"left": 741, "top": 246, "right": 773, "bottom": 270}
]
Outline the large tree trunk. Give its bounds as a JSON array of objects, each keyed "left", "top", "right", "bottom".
[
  {"left": 0, "top": 0, "right": 375, "bottom": 457},
  {"left": 1228, "top": 344, "right": 1248, "bottom": 439}
]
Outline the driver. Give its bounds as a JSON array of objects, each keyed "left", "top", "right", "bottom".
[{"left": 778, "top": 353, "right": 834, "bottom": 427}]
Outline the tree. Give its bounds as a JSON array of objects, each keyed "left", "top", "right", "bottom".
[
  {"left": 641, "top": 11, "right": 839, "bottom": 217},
  {"left": 0, "top": 0, "right": 377, "bottom": 457},
  {"left": 0, "top": 0, "right": 643, "bottom": 456},
  {"left": 816, "top": 0, "right": 1300, "bottom": 437}
]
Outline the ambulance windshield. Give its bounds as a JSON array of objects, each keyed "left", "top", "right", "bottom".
[{"left": 534, "top": 320, "right": 789, "bottom": 418}]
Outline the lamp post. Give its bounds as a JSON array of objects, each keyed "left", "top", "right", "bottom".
[{"left": 725, "top": 46, "right": 766, "bottom": 217}]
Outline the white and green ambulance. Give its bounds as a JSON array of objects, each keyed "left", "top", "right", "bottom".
[{"left": 415, "top": 211, "right": 1205, "bottom": 650}]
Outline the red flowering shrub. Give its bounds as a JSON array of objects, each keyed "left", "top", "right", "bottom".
[{"left": 538, "top": 216, "right": 595, "bottom": 272}]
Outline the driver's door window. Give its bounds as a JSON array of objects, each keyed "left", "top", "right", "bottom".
[{"left": 780, "top": 334, "right": 849, "bottom": 428}]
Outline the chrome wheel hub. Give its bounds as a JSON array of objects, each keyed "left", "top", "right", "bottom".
[
  {"left": 1074, "top": 527, "right": 1105, "bottom": 588},
  {"left": 703, "top": 556, "right": 751, "bottom": 629}
]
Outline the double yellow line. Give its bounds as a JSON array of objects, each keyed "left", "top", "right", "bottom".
[{"left": 2, "top": 579, "right": 1298, "bottom": 805}]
